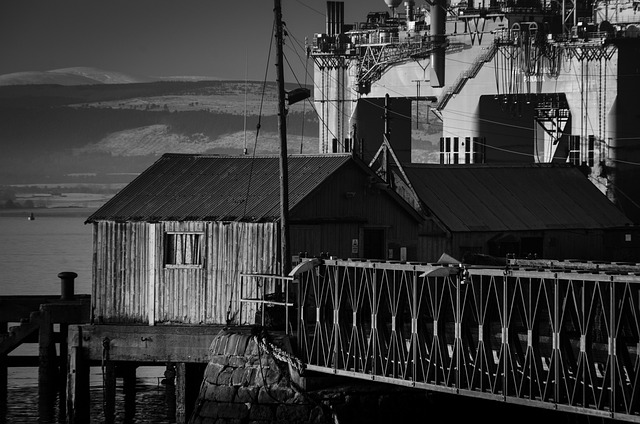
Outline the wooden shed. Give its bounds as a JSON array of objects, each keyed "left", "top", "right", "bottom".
[
  {"left": 397, "top": 163, "right": 634, "bottom": 262},
  {"left": 85, "top": 153, "right": 422, "bottom": 325}
]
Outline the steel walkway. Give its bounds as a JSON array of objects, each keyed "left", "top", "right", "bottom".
[{"left": 288, "top": 258, "right": 640, "bottom": 422}]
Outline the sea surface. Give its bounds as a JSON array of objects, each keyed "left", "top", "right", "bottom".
[{"left": 0, "top": 209, "right": 175, "bottom": 423}]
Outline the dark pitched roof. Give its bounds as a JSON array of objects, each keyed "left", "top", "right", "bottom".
[
  {"left": 402, "top": 163, "right": 632, "bottom": 232},
  {"left": 86, "top": 154, "right": 354, "bottom": 223}
]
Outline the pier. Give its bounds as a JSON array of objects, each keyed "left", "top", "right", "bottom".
[
  {"left": 0, "top": 272, "right": 90, "bottom": 423},
  {"left": 2, "top": 258, "right": 640, "bottom": 423}
]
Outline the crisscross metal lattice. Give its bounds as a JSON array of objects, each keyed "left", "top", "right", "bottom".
[{"left": 294, "top": 259, "right": 640, "bottom": 422}]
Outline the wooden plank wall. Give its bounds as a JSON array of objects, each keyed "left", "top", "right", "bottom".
[
  {"left": 290, "top": 165, "right": 420, "bottom": 260},
  {"left": 92, "top": 221, "right": 278, "bottom": 325},
  {"left": 157, "top": 221, "right": 206, "bottom": 324},
  {"left": 205, "top": 222, "right": 278, "bottom": 325},
  {"left": 92, "top": 222, "right": 149, "bottom": 323}
]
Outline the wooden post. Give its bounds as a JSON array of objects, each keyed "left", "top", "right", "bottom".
[
  {"left": 175, "top": 362, "right": 187, "bottom": 424},
  {"left": 104, "top": 361, "right": 117, "bottom": 424},
  {"left": 175, "top": 363, "right": 204, "bottom": 424},
  {"left": 164, "top": 363, "right": 177, "bottom": 421},
  {"left": 0, "top": 322, "right": 6, "bottom": 424},
  {"left": 67, "top": 327, "right": 89, "bottom": 424},
  {"left": 38, "top": 308, "right": 57, "bottom": 423},
  {"left": 122, "top": 363, "right": 137, "bottom": 422},
  {"left": 58, "top": 323, "right": 69, "bottom": 422}
]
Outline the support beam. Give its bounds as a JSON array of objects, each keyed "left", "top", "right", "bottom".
[
  {"left": 58, "top": 323, "right": 69, "bottom": 422},
  {"left": 67, "top": 343, "right": 90, "bottom": 424},
  {"left": 38, "top": 309, "right": 57, "bottom": 423},
  {"left": 69, "top": 324, "right": 231, "bottom": 362},
  {"left": 104, "top": 361, "right": 116, "bottom": 424},
  {"left": 164, "top": 363, "right": 177, "bottom": 421},
  {"left": 0, "top": 335, "right": 6, "bottom": 424},
  {"left": 175, "top": 363, "right": 187, "bottom": 424},
  {"left": 175, "top": 362, "right": 205, "bottom": 424},
  {"left": 122, "top": 363, "right": 137, "bottom": 422}
]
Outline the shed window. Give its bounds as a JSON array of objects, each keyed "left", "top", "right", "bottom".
[{"left": 164, "top": 232, "right": 203, "bottom": 267}]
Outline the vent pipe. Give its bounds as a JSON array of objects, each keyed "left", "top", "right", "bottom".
[
  {"left": 405, "top": 1, "right": 415, "bottom": 21},
  {"left": 430, "top": 0, "right": 446, "bottom": 87},
  {"left": 326, "top": 1, "right": 344, "bottom": 37}
]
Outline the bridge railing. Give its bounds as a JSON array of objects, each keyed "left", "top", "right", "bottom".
[{"left": 294, "top": 259, "right": 640, "bottom": 422}]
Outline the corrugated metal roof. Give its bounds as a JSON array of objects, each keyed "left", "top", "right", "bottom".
[
  {"left": 402, "top": 163, "right": 632, "bottom": 232},
  {"left": 87, "top": 154, "right": 353, "bottom": 223}
]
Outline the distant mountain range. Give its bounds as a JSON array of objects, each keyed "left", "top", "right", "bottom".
[
  {"left": 0, "top": 67, "right": 318, "bottom": 186},
  {"left": 0, "top": 67, "right": 223, "bottom": 86},
  {"left": 0, "top": 67, "right": 439, "bottom": 187}
]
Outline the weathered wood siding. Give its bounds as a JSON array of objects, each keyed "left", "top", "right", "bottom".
[
  {"left": 92, "top": 221, "right": 150, "bottom": 323},
  {"left": 290, "top": 164, "right": 419, "bottom": 260},
  {"left": 92, "top": 221, "right": 278, "bottom": 325},
  {"left": 417, "top": 219, "right": 451, "bottom": 262},
  {"left": 203, "top": 221, "right": 278, "bottom": 325}
]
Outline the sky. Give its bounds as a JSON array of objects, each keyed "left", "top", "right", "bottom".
[{"left": 0, "top": 0, "right": 385, "bottom": 83}]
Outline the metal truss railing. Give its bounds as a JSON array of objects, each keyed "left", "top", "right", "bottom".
[{"left": 294, "top": 259, "right": 640, "bottom": 422}]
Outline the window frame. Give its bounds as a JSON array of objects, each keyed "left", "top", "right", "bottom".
[{"left": 163, "top": 231, "right": 205, "bottom": 269}]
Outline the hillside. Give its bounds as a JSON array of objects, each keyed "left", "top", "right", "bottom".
[
  {"left": 0, "top": 78, "right": 318, "bottom": 185},
  {"left": 0, "top": 66, "right": 441, "bottom": 191},
  {"left": 0, "top": 67, "right": 157, "bottom": 86}
]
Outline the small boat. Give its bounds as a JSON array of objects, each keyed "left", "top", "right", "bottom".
[{"left": 28, "top": 212, "right": 35, "bottom": 221}]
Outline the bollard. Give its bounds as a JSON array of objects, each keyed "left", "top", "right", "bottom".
[{"left": 58, "top": 271, "right": 77, "bottom": 301}]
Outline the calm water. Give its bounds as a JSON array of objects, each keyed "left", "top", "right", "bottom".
[{"left": 0, "top": 210, "right": 174, "bottom": 423}]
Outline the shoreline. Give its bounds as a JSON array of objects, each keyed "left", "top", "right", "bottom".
[{"left": 0, "top": 206, "right": 98, "bottom": 218}]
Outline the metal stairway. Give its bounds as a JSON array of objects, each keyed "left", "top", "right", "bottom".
[{"left": 433, "top": 42, "right": 498, "bottom": 120}]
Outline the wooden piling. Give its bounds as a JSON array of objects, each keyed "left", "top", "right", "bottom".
[
  {"left": 58, "top": 322, "right": 69, "bottom": 422},
  {"left": 171, "top": 362, "right": 204, "bottom": 423},
  {"left": 176, "top": 363, "right": 202, "bottom": 424},
  {"left": 164, "top": 363, "right": 177, "bottom": 421},
  {"left": 38, "top": 308, "right": 57, "bottom": 423},
  {"left": 104, "top": 360, "right": 117, "bottom": 424},
  {"left": 122, "top": 363, "right": 137, "bottom": 422},
  {"left": 0, "top": 322, "right": 6, "bottom": 418},
  {"left": 67, "top": 326, "right": 89, "bottom": 424},
  {"left": 0, "top": 322, "right": 6, "bottom": 424},
  {"left": 176, "top": 363, "right": 187, "bottom": 424}
]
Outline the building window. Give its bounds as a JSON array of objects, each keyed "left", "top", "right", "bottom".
[
  {"left": 164, "top": 232, "right": 204, "bottom": 267},
  {"left": 465, "top": 137, "right": 471, "bottom": 164},
  {"left": 442, "top": 136, "right": 486, "bottom": 164},
  {"left": 453, "top": 137, "right": 459, "bottom": 164},
  {"left": 568, "top": 135, "right": 580, "bottom": 165}
]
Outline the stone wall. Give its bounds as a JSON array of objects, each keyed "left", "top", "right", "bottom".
[{"left": 188, "top": 328, "right": 432, "bottom": 424}]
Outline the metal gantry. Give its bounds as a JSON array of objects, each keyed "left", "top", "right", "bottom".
[
  {"left": 310, "top": 33, "right": 441, "bottom": 95},
  {"left": 293, "top": 259, "right": 640, "bottom": 422}
]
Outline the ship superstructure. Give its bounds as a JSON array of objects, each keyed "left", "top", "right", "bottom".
[{"left": 309, "top": 0, "right": 640, "bottom": 222}]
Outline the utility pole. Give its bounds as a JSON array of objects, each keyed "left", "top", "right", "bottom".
[{"left": 274, "top": 0, "right": 291, "bottom": 275}]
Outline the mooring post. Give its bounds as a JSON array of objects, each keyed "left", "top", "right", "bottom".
[
  {"left": 67, "top": 326, "right": 89, "bottom": 424},
  {"left": 38, "top": 307, "right": 57, "bottom": 423},
  {"left": 122, "top": 363, "right": 137, "bottom": 422},
  {"left": 58, "top": 271, "right": 77, "bottom": 301}
]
